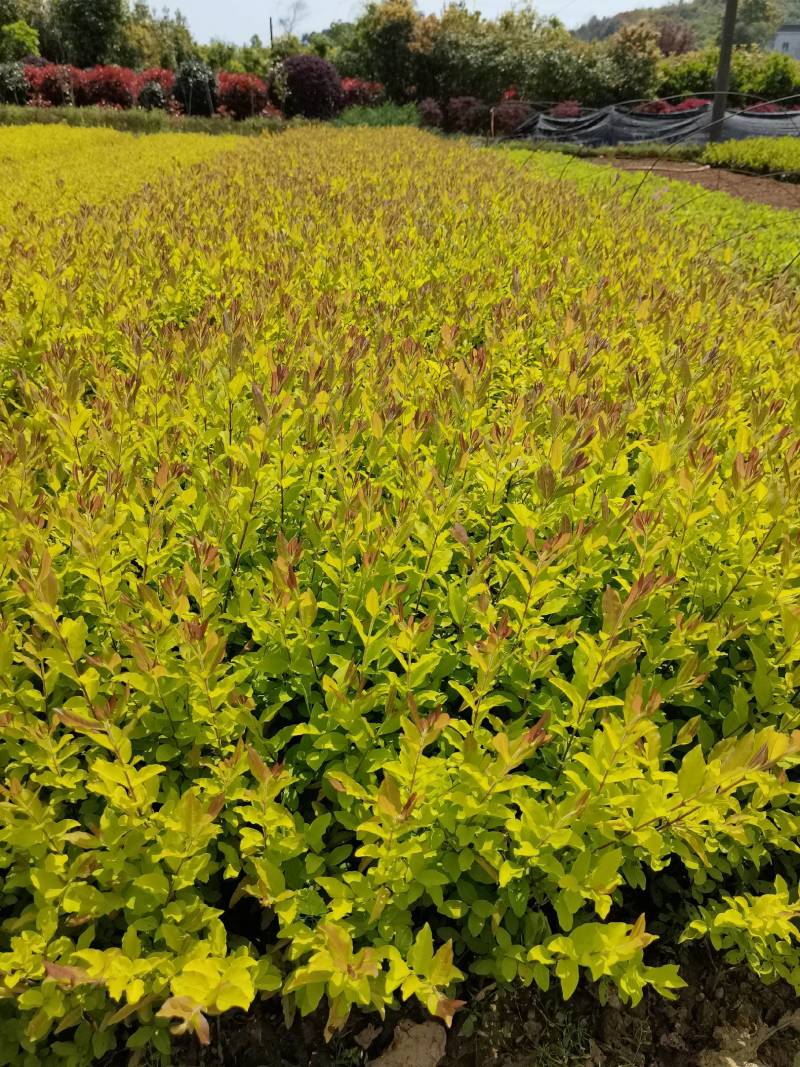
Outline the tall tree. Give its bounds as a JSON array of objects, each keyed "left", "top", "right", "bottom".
[
  {"left": 120, "top": 2, "right": 196, "bottom": 69},
  {"left": 55, "top": 0, "right": 125, "bottom": 65},
  {"left": 0, "top": 1, "right": 59, "bottom": 58},
  {"left": 351, "top": 0, "right": 418, "bottom": 101},
  {"left": 656, "top": 18, "right": 695, "bottom": 54}
]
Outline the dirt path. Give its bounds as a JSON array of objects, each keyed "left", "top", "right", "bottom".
[{"left": 594, "top": 157, "right": 800, "bottom": 211}]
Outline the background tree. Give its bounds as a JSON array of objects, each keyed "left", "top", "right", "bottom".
[
  {"left": 733, "top": 0, "right": 777, "bottom": 44},
  {"left": 606, "top": 21, "right": 661, "bottom": 99},
  {"left": 656, "top": 18, "right": 695, "bottom": 55},
  {"left": 573, "top": 12, "right": 623, "bottom": 41},
  {"left": 574, "top": 0, "right": 789, "bottom": 51},
  {"left": 0, "top": 17, "right": 39, "bottom": 59},
  {"left": 0, "top": 0, "right": 59, "bottom": 59},
  {"left": 305, "top": 20, "right": 355, "bottom": 61},
  {"left": 120, "top": 3, "right": 196, "bottom": 69},
  {"left": 200, "top": 38, "right": 241, "bottom": 71},
  {"left": 279, "top": 0, "right": 308, "bottom": 37},
  {"left": 408, "top": 4, "right": 563, "bottom": 101},
  {"left": 54, "top": 0, "right": 125, "bottom": 65},
  {"left": 350, "top": 0, "right": 418, "bottom": 100}
]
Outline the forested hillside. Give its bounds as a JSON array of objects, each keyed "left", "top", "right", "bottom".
[{"left": 574, "top": 0, "right": 800, "bottom": 49}]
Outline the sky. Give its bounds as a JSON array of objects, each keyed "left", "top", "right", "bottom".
[{"left": 174, "top": 0, "right": 663, "bottom": 44}]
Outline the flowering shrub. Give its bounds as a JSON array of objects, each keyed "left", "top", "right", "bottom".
[
  {"left": 0, "top": 60, "right": 26, "bottom": 104},
  {"left": 217, "top": 72, "right": 269, "bottom": 120},
  {"left": 273, "top": 55, "right": 343, "bottom": 119},
  {"left": 23, "top": 63, "right": 80, "bottom": 105},
  {"left": 341, "top": 77, "right": 384, "bottom": 107},
  {"left": 173, "top": 58, "right": 218, "bottom": 117},
  {"left": 137, "top": 79, "right": 166, "bottom": 111}
]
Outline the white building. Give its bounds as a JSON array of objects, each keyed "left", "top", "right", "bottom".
[{"left": 773, "top": 24, "right": 800, "bottom": 59}]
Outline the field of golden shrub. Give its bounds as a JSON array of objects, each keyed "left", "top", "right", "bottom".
[{"left": 0, "top": 127, "right": 799, "bottom": 1064}]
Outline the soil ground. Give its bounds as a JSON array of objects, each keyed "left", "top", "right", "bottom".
[
  {"left": 162, "top": 953, "right": 800, "bottom": 1067},
  {"left": 593, "top": 158, "right": 800, "bottom": 211}
]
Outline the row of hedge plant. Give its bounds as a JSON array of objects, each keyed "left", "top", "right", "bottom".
[
  {"left": 0, "top": 56, "right": 385, "bottom": 121},
  {"left": 0, "top": 102, "right": 286, "bottom": 134}
]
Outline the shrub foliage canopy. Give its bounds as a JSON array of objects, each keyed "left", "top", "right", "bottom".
[
  {"left": 704, "top": 134, "right": 800, "bottom": 174},
  {"left": 0, "top": 127, "right": 800, "bottom": 1064}
]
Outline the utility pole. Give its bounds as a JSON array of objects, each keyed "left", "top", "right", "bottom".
[
  {"left": 709, "top": 0, "right": 738, "bottom": 142},
  {"left": 269, "top": 16, "right": 274, "bottom": 46}
]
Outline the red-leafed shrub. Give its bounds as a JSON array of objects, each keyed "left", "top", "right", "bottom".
[
  {"left": 136, "top": 70, "right": 175, "bottom": 111},
  {"left": 139, "top": 68, "right": 175, "bottom": 96},
  {"left": 492, "top": 99, "right": 534, "bottom": 134},
  {"left": 75, "top": 66, "right": 137, "bottom": 109},
  {"left": 217, "top": 72, "right": 269, "bottom": 120},
  {"left": 445, "top": 96, "right": 484, "bottom": 133},
  {"left": 674, "top": 96, "right": 710, "bottom": 110},
  {"left": 463, "top": 100, "right": 491, "bottom": 134},
  {"left": 550, "top": 99, "right": 582, "bottom": 118},
  {"left": 637, "top": 97, "right": 710, "bottom": 114},
  {"left": 635, "top": 98, "right": 673, "bottom": 113},
  {"left": 24, "top": 64, "right": 80, "bottom": 106},
  {"left": 418, "top": 97, "right": 443, "bottom": 128},
  {"left": 273, "top": 55, "right": 343, "bottom": 120},
  {"left": 341, "top": 77, "right": 384, "bottom": 107},
  {"left": 502, "top": 86, "right": 519, "bottom": 101},
  {"left": 745, "top": 101, "right": 782, "bottom": 113}
]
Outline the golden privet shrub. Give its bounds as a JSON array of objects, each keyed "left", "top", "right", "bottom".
[
  {"left": 0, "top": 126, "right": 240, "bottom": 227},
  {"left": 704, "top": 135, "right": 800, "bottom": 176},
  {"left": 0, "top": 127, "right": 799, "bottom": 1065}
]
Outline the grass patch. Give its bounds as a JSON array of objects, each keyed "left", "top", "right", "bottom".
[
  {"left": 334, "top": 102, "right": 419, "bottom": 127},
  {"left": 0, "top": 103, "right": 284, "bottom": 135}
]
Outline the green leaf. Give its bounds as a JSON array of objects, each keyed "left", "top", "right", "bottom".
[
  {"left": 556, "top": 959, "right": 579, "bottom": 1000},
  {"left": 409, "top": 923, "right": 434, "bottom": 976},
  {"left": 365, "top": 588, "right": 380, "bottom": 619},
  {"left": 677, "top": 745, "right": 706, "bottom": 800}
]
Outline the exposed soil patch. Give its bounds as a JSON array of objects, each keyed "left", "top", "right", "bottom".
[
  {"left": 594, "top": 157, "right": 800, "bottom": 211},
  {"left": 161, "top": 956, "right": 800, "bottom": 1067}
]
